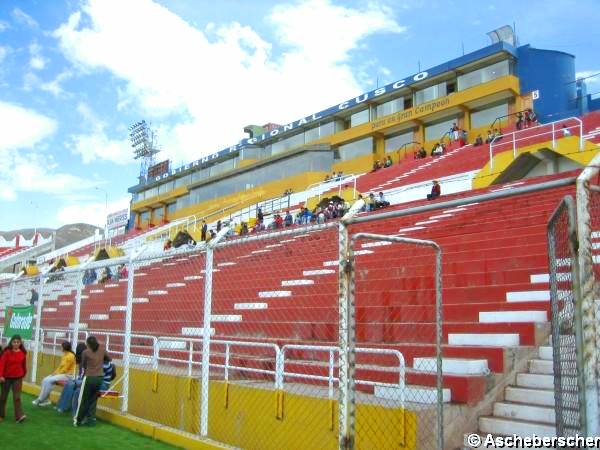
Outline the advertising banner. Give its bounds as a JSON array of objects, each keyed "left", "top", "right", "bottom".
[{"left": 4, "top": 305, "right": 34, "bottom": 340}]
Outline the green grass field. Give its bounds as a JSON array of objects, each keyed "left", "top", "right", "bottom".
[{"left": 0, "top": 392, "right": 178, "bottom": 450}]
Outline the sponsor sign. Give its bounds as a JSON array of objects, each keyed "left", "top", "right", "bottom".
[
  {"left": 4, "top": 306, "right": 34, "bottom": 340},
  {"left": 107, "top": 209, "right": 129, "bottom": 230}
]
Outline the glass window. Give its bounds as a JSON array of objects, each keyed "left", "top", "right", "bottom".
[
  {"left": 158, "top": 181, "right": 173, "bottom": 195},
  {"left": 338, "top": 137, "right": 373, "bottom": 161},
  {"left": 457, "top": 60, "right": 511, "bottom": 91},
  {"left": 210, "top": 159, "right": 235, "bottom": 177},
  {"left": 167, "top": 203, "right": 176, "bottom": 216},
  {"left": 350, "top": 109, "right": 369, "bottom": 127},
  {"left": 385, "top": 131, "right": 413, "bottom": 153},
  {"left": 470, "top": 103, "right": 509, "bottom": 129},
  {"left": 154, "top": 207, "right": 164, "bottom": 222},
  {"left": 175, "top": 174, "right": 191, "bottom": 188},
  {"left": 272, "top": 132, "right": 305, "bottom": 155},
  {"left": 415, "top": 82, "right": 447, "bottom": 105},
  {"left": 176, "top": 194, "right": 189, "bottom": 210},
  {"left": 376, "top": 98, "right": 404, "bottom": 118},
  {"left": 140, "top": 211, "right": 150, "bottom": 223},
  {"left": 145, "top": 186, "right": 158, "bottom": 198},
  {"left": 424, "top": 117, "right": 458, "bottom": 142},
  {"left": 304, "top": 121, "right": 336, "bottom": 143},
  {"left": 192, "top": 168, "right": 209, "bottom": 183}
]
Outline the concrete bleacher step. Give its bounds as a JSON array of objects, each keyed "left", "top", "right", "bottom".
[
  {"left": 538, "top": 346, "right": 553, "bottom": 360},
  {"left": 479, "top": 416, "right": 556, "bottom": 438},
  {"left": 448, "top": 333, "right": 520, "bottom": 347},
  {"left": 504, "top": 386, "right": 555, "bottom": 407},
  {"left": 412, "top": 357, "right": 488, "bottom": 375},
  {"left": 374, "top": 384, "right": 451, "bottom": 404},
  {"left": 478, "top": 310, "right": 547, "bottom": 323},
  {"left": 493, "top": 402, "right": 555, "bottom": 424},
  {"left": 516, "top": 373, "right": 554, "bottom": 390},
  {"left": 529, "top": 359, "right": 553, "bottom": 374}
]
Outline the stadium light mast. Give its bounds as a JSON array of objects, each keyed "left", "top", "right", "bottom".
[{"left": 129, "top": 120, "right": 160, "bottom": 183}]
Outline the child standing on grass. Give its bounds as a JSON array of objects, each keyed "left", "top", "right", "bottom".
[
  {"left": 74, "top": 336, "right": 108, "bottom": 427},
  {"left": 0, "top": 335, "right": 27, "bottom": 423}
]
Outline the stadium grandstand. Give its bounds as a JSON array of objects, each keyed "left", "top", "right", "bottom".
[{"left": 3, "top": 25, "right": 600, "bottom": 449}]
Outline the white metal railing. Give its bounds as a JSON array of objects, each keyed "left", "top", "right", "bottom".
[
  {"left": 489, "top": 117, "right": 584, "bottom": 170},
  {"left": 305, "top": 174, "right": 358, "bottom": 204},
  {"left": 37, "top": 234, "right": 100, "bottom": 264},
  {"left": 38, "top": 327, "right": 405, "bottom": 404}
]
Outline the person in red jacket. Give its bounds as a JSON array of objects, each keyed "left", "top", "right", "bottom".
[{"left": 0, "top": 334, "right": 27, "bottom": 423}]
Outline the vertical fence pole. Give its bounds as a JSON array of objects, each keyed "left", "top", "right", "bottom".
[
  {"left": 552, "top": 123, "right": 556, "bottom": 149},
  {"left": 121, "top": 259, "right": 135, "bottom": 413},
  {"left": 31, "top": 275, "right": 45, "bottom": 383},
  {"left": 434, "top": 245, "right": 444, "bottom": 450},
  {"left": 72, "top": 270, "right": 83, "bottom": 348},
  {"left": 338, "top": 223, "right": 356, "bottom": 449},
  {"left": 200, "top": 245, "right": 215, "bottom": 436},
  {"left": 576, "top": 170, "right": 600, "bottom": 436},
  {"left": 9, "top": 280, "right": 16, "bottom": 306}
]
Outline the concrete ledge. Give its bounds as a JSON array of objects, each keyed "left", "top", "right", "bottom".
[{"left": 22, "top": 382, "right": 229, "bottom": 450}]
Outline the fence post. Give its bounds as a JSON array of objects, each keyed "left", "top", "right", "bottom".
[
  {"left": 200, "top": 229, "right": 228, "bottom": 437},
  {"left": 8, "top": 279, "right": 16, "bottom": 307},
  {"left": 552, "top": 122, "right": 556, "bottom": 149},
  {"left": 434, "top": 244, "right": 444, "bottom": 450},
  {"left": 72, "top": 270, "right": 84, "bottom": 348},
  {"left": 512, "top": 134, "right": 517, "bottom": 159},
  {"left": 576, "top": 163, "right": 600, "bottom": 437},
  {"left": 337, "top": 222, "right": 356, "bottom": 449},
  {"left": 31, "top": 275, "right": 45, "bottom": 383},
  {"left": 121, "top": 258, "right": 135, "bottom": 414}
]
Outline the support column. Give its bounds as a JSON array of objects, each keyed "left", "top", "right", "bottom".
[{"left": 373, "top": 132, "right": 385, "bottom": 162}]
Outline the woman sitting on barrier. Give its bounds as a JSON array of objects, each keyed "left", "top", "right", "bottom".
[
  {"left": 55, "top": 343, "right": 86, "bottom": 413},
  {"left": 32, "top": 341, "right": 76, "bottom": 406}
]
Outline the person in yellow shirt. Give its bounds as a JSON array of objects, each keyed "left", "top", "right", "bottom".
[{"left": 32, "top": 341, "right": 76, "bottom": 406}]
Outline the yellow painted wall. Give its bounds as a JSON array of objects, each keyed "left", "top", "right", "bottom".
[
  {"left": 30, "top": 352, "right": 417, "bottom": 450},
  {"left": 473, "top": 136, "right": 599, "bottom": 189},
  {"left": 332, "top": 153, "right": 375, "bottom": 176}
]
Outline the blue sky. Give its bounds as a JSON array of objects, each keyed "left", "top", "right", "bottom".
[{"left": 0, "top": 0, "right": 599, "bottom": 231}]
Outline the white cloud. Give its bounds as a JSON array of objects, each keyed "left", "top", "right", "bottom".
[
  {"left": 29, "top": 42, "right": 48, "bottom": 70},
  {"left": 54, "top": 0, "right": 405, "bottom": 164},
  {"left": 0, "top": 20, "right": 9, "bottom": 32},
  {"left": 0, "top": 101, "right": 93, "bottom": 201},
  {"left": 12, "top": 8, "right": 38, "bottom": 28},
  {"left": 56, "top": 195, "right": 130, "bottom": 227},
  {"left": 0, "top": 101, "right": 56, "bottom": 152},
  {"left": 40, "top": 70, "right": 74, "bottom": 96},
  {"left": 68, "top": 103, "right": 133, "bottom": 165},
  {"left": 577, "top": 70, "right": 600, "bottom": 87}
]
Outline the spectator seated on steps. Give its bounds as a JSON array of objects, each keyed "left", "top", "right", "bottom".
[
  {"left": 384, "top": 156, "right": 393, "bottom": 168},
  {"left": 474, "top": 135, "right": 484, "bottom": 147},
  {"left": 427, "top": 180, "right": 441, "bottom": 201},
  {"left": 284, "top": 210, "right": 293, "bottom": 227},
  {"left": 376, "top": 192, "right": 390, "bottom": 208}
]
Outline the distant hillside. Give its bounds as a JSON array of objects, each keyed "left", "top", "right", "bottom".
[{"left": 0, "top": 223, "right": 102, "bottom": 249}]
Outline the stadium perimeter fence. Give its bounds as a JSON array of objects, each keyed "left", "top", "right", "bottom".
[
  {"left": 0, "top": 218, "right": 444, "bottom": 449},
  {"left": 4, "top": 159, "right": 600, "bottom": 449}
]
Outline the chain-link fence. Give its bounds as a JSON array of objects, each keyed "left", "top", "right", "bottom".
[
  {"left": 0, "top": 208, "right": 451, "bottom": 449},
  {"left": 346, "top": 231, "right": 442, "bottom": 450},
  {"left": 547, "top": 195, "right": 586, "bottom": 436},
  {"left": 575, "top": 156, "right": 600, "bottom": 437}
]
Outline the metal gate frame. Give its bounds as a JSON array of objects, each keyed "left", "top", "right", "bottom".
[
  {"left": 338, "top": 229, "right": 443, "bottom": 450},
  {"left": 547, "top": 195, "right": 586, "bottom": 436}
]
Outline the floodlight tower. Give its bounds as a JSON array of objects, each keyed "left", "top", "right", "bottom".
[{"left": 129, "top": 120, "right": 160, "bottom": 182}]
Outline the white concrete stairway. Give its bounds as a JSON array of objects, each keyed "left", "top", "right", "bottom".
[{"left": 478, "top": 344, "right": 556, "bottom": 439}]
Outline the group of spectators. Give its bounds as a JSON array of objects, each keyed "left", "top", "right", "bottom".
[
  {"left": 82, "top": 264, "right": 128, "bottom": 286},
  {"left": 450, "top": 123, "right": 468, "bottom": 146},
  {"left": 372, "top": 156, "right": 393, "bottom": 171},
  {"left": 516, "top": 109, "right": 538, "bottom": 130},
  {"left": 0, "top": 334, "right": 115, "bottom": 427},
  {"left": 324, "top": 171, "right": 344, "bottom": 182},
  {"left": 361, "top": 192, "right": 390, "bottom": 212}
]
